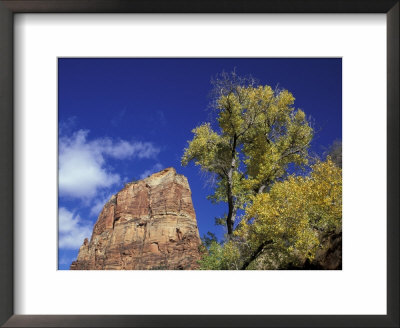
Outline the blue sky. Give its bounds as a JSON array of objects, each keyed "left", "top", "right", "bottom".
[{"left": 58, "top": 58, "right": 342, "bottom": 270}]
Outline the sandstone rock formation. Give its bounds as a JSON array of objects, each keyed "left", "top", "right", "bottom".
[{"left": 70, "top": 167, "right": 201, "bottom": 270}]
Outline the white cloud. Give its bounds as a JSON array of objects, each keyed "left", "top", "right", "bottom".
[
  {"left": 59, "top": 207, "right": 92, "bottom": 249},
  {"left": 90, "top": 193, "right": 114, "bottom": 217},
  {"left": 139, "top": 163, "right": 163, "bottom": 179},
  {"left": 59, "top": 255, "right": 76, "bottom": 266},
  {"left": 59, "top": 129, "right": 160, "bottom": 200},
  {"left": 90, "top": 199, "right": 107, "bottom": 217},
  {"left": 59, "top": 116, "right": 77, "bottom": 136},
  {"left": 102, "top": 139, "right": 159, "bottom": 159}
]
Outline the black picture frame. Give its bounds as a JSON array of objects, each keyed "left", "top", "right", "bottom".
[{"left": 0, "top": 1, "right": 398, "bottom": 327}]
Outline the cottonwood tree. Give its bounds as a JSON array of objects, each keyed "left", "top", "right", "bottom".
[
  {"left": 326, "top": 140, "right": 342, "bottom": 168},
  {"left": 182, "top": 72, "right": 313, "bottom": 237},
  {"left": 199, "top": 159, "right": 342, "bottom": 270}
]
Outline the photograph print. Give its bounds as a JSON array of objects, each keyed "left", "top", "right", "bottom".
[{"left": 58, "top": 58, "right": 342, "bottom": 270}]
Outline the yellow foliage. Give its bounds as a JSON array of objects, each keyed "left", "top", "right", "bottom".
[
  {"left": 183, "top": 73, "right": 341, "bottom": 270},
  {"left": 236, "top": 159, "right": 342, "bottom": 268},
  {"left": 181, "top": 123, "right": 229, "bottom": 175},
  {"left": 182, "top": 73, "right": 315, "bottom": 247}
]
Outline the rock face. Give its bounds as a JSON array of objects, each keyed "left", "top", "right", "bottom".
[
  {"left": 312, "top": 232, "right": 342, "bottom": 270},
  {"left": 70, "top": 167, "right": 201, "bottom": 270},
  {"left": 298, "top": 231, "right": 342, "bottom": 270}
]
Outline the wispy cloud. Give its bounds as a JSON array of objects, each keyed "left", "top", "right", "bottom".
[
  {"left": 59, "top": 207, "right": 92, "bottom": 249},
  {"left": 90, "top": 193, "right": 115, "bottom": 217},
  {"left": 139, "top": 163, "right": 163, "bottom": 179},
  {"left": 59, "top": 254, "right": 76, "bottom": 266},
  {"left": 59, "top": 129, "right": 160, "bottom": 200},
  {"left": 59, "top": 116, "right": 77, "bottom": 136},
  {"left": 156, "top": 110, "right": 167, "bottom": 126},
  {"left": 111, "top": 108, "right": 126, "bottom": 127}
]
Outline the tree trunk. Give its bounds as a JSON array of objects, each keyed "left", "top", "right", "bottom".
[
  {"left": 226, "top": 135, "right": 237, "bottom": 236},
  {"left": 241, "top": 240, "right": 273, "bottom": 270},
  {"left": 258, "top": 184, "right": 266, "bottom": 194},
  {"left": 226, "top": 198, "right": 234, "bottom": 236}
]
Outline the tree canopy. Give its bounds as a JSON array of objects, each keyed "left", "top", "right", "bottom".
[
  {"left": 182, "top": 72, "right": 313, "bottom": 236},
  {"left": 182, "top": 72, "right": 341, "bottom": 270},
  {"left": 198, "top": 159, "right": 342, "bottom": 270}
]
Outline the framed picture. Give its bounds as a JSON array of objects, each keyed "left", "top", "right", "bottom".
[{"left": 0, "top": 1, "right": 398, "bottom": 327}]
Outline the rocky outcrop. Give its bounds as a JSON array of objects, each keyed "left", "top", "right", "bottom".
[
  {"left": 294, "top": 231, "right": 342, "bottom": 270},
  {"left": 284, "top": 231, "right": 342, "bottom": 270},
  {"left": 311, "top": 231, "right": 342, "bottom": 270},
  {"left": 70, "top": 167, "right": 201, "bottom": 270}
]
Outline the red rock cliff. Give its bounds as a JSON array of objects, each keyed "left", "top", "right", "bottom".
[{"left": 70, "top": 167, "right": 201, "bottom": 270}]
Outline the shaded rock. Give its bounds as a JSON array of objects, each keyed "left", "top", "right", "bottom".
[
  {"left": 312, "top": 231, "right": 342, "bottom": 270},
  {"left": 284, "top": 231, "right": 342, "bottom": 270}
]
